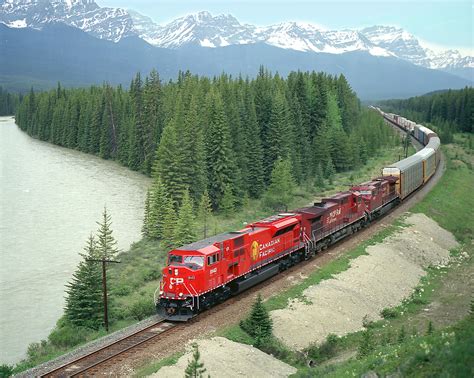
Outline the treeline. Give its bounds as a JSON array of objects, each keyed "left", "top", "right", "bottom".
[
  {"left": 16, "top": 68, "right": 397, "bottom": 213},
  {"left": 379, "top": 87, "right": 473, "bottom": 142},
  {"left": 0, "top": 86, "right": 20, "bottom": 116}
]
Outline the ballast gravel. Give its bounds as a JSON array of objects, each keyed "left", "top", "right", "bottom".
[
  {"left": 151, "top": 336, "right": 297, "bottom": 378},
  {"left": 271, "top": 213, "right": 458, "bottom": 350},
  {"left": 15, "top": 315, "right": 162, "bottom": 378}
]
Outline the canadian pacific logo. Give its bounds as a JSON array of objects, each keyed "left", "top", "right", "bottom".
[{"left": 251, "top": 241, "right": 259, "bottom": 261}]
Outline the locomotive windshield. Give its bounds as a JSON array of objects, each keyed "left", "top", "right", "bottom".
[{"left": 168, "top": 254, "right": 204, "bottom": 270}]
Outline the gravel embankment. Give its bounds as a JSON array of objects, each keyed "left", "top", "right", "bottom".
[
  {"left": 271, "top": 213, "right": 458, "bottom": 350},
  {"left": 151, "top": 337, "right": 297, "bottom": 378},
  {"left": 15, "top": 315, "right": 162, "bottom": 377}
]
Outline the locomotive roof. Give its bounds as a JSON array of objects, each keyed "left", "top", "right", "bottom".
[{"left": 175, "top": 227, "right": 265, "bottom": 252}]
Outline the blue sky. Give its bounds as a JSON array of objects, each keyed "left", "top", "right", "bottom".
[{"left": 97, "top": 0, "right": 473, "bottom": 54}]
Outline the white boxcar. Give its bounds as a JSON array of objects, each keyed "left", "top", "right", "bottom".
[
  {"left": 382, "top": 154, "right": 424, "bottom": 199},
  {"left": 426, "top": 136, "right": 441, "bottom": 165},
  {"left": 415, "top": 148, "right": 436, "bottom": 182}
]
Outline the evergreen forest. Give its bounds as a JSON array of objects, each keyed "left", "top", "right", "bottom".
[
  {"left": 379, "top": 87, "right": 473, "bottom": 142},
  {"left": 16, "top": 68, "right": 398, "bottom": 215},
  {"left": 0, "top": 86, "right": 20, "bottom": 116}
]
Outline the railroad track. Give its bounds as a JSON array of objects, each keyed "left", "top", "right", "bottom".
[{"left": 40, "top": 320, "right": 175, "bottom": 377}]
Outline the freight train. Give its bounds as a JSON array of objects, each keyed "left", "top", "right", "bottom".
[{"left": 154, "top": 110, "right": 441, "bottom": 321}]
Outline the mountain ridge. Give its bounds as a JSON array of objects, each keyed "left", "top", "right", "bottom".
[
  {"left": 1, "top": 22, "right": 470, "bottom": 100},
  {"left": 1, "top": 0, "right": 472, "bottom": 80}
]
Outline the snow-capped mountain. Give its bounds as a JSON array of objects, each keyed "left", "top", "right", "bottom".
[
  {"left": 132, "top": 11, "right": 470, "bottom": 71},
  {"left": 0, "top": 0, "right": 136, "bottom": 42},
  {"left": 130, "top": 11, "right": 392, "bottom": 57},
  {"left": 1, "top": 1, "right": 471, "bottom": 77},
  {"left": 360, "top": 25, "right": 473, "bottom": 70}
]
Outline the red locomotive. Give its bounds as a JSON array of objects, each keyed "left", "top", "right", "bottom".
[
  {"left": 156, "top": 111, "right": 440, "bottom": 321},
  {"left": 156, "top": 213, "right": 303, "bottom": 320}
]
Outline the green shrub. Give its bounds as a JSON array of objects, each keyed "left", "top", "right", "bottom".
[
  {"left": 381, "top": 307, "right": 399, "bottom": 319},
  {"left": 127, "top": 297, "right": 155, "bottom": 321},
  {"left": 306, "top": 333, "right": 340, "bottom": 362},
  {"left": 48, "top": 324, "right": 89, "bottom": 348},
  {"left": 0, "top": 364, "right": 14, "bottom": 377}
]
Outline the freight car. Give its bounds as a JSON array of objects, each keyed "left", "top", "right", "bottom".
[{"left": 155, "top": 111, "right": 441, "bottom": 321}]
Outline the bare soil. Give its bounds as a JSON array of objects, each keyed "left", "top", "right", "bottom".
[{"left": 271, "top": 213, "right": 458, "bottom": 350}]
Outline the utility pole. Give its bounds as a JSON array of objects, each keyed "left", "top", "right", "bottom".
[{"left": 87, "top": 258, "right": 120, "bottom": 332}]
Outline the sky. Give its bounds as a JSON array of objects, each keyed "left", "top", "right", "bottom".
[{"left": 96, "top": 0, "right": 473, "bottom": 54}]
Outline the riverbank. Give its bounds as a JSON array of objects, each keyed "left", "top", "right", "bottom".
[{"left": 0, "top": 117, "right": 150, "bottom": 365}]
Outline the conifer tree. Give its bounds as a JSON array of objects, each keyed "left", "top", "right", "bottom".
[
  {"left": 197, "top": 190, "right": 212, "bottom": 238},
  {"left": 161, "top": 196, "right": 177, "bottom": 250},
  {"left": 142, "top": 189, "right": 152, "bottom": 238},
  {"left": 204, "top": 90, "right": 235, "bottom": 210},
  {"left": 64, "top": 234, "right": 102, "bottom": 329},
  {"left": 96, "top": 207, "right": 119, "bottom": 260},
  {"left": 153, "top": 110, "right": 187, "bottom": 206},
  {"left": 220, "top": 184, "right": 235, "bottom": 216},
  {"left": 314, "top": 163, "right": 325, "bottom": 189},
  {"left": 240, "top": 294, "right": 273, "bottom": 346},
  {"left": 426, "top": 321, "right": 434, "bottom": 335},
  {"left": 265, "top": 90, "right": 292, "bottom": 177},
  {"left": 264, "top": 157, "right": 295, "bottom": 211},
  {"left": 174, "top": 189, "right": 196, "bottom": 246},
  {"left": 184, "top": 343, "right": 207, "bottom": 378},
  {"left": 357, "top": 328, "right": 375, "bottom": 358},
  {"left": 324, "top": 157, "right": 336, "bottom": 183},
  {"left": 147, "top": 175, "right": 169, "bottom": 240}
]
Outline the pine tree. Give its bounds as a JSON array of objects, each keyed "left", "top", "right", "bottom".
[
  {"left": 153, "top": 113, "right": 187, "bottom": 206},
  {"left": 174, "top": 189, "right": 196, "bottom": 246},
  {"left": 426, "top": 321, "right": 434, "bottom": 335},
  {"left": 147, "top": 175, "right": 169, "bottom": 240},
  {"left": 197, "top": 190, "right": 212, "bottom": 238},
  {"left": 314, "top": 163, "right": 325, "bottom": 189},
  {"left": 324, "top": 157, "right": 336, "bottom": 183},
  {"left": 161, "top": 196, "right": 177, "bottom": 251},
  {"left": 142, "top": 189, "right": 152, "bottom": 238},
  {"left": 240, "top": 294, "right": 273, "bottom": 346},
  {"left": 357, "top": 328, "right": 375, "bottom": 358},
  {"left": 204, "top": 90, "right": 235, "bottom": 210},
  {"left": 220, "top": 184, "right": 235, "bottom": 216},
  {"left": 263, "top": 157, "right": 295, "bottom": 211},
  {"left": 184, "top": 343, "right": 207, "bottom": 378},
  {"left": 398, "top": 325, "right": 406, "bottom": 343},
  {"left": 96, "top": 207, "right": 119, "bottom": 260},
  {"left": 64, "top": 234, "right": 103, "bottom": 329}
]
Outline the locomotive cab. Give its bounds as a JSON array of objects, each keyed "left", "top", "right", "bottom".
[{"left": 156, "top": 250, "right": 207, "bottom": 321}]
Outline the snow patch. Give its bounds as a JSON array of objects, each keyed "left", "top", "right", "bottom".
[
  {"left": 200, "top": 38, "right": 215, "bottom": 47},
  {"left": 6, "top": 18, "right": 27, "bottom": 28}
]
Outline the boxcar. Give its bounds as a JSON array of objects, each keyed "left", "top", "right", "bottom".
[
  {"left": 415, "top": 148, "right": 436, "bottom": 183},
  {"left": 426, "top": 136, "right": 441, "bottom": 165},
  {"left": 382, "top": 154, "right": 424, "bottom": 199}
]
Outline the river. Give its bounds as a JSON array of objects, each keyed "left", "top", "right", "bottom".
[{"left": 0, "top": 116, "right": 151, "bottom": 364}]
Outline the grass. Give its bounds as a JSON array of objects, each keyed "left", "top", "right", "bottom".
[{"left": 133, "top": 352, "right": 184, "bottom": 377}]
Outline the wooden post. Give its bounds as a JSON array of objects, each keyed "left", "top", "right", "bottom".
[
  {"left": 102, "top": 260, "right": 108, "bottom": 332},
  {"left": 87, "top": 258, "right": 120, "bottom": 332}
]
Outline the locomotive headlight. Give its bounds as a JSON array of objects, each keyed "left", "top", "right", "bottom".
[
  {"left": 159, "top": 290, "right": 163, "bottom": 295},
  {"left": 174, "top": 269, "right": 178, "bottom": 276},
  {"left": 179, "top": 292, "right": 183, "bottom": 297}
]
